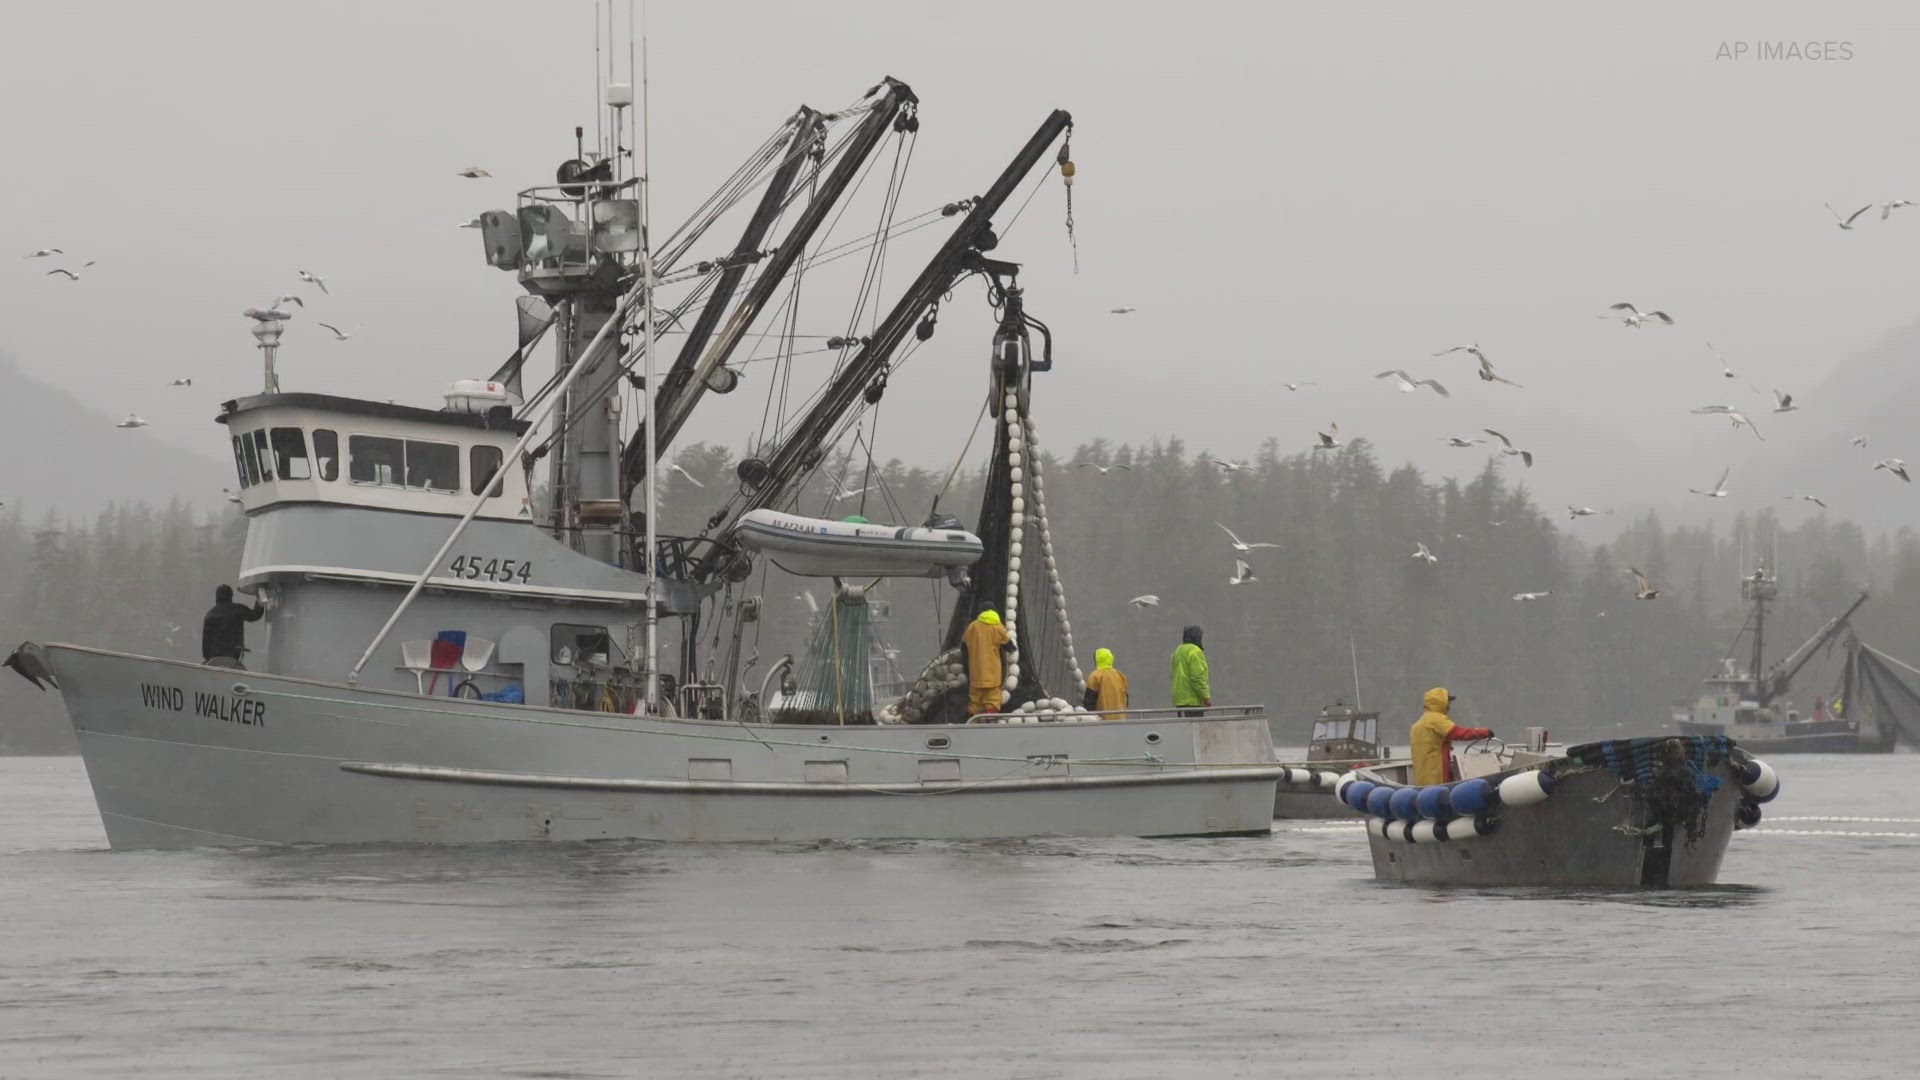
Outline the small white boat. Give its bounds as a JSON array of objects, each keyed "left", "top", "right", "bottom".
[{"left": 735, "top": 509, "right": 983, "bottom": 578}]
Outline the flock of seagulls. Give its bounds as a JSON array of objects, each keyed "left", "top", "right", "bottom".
[{"left": 34, "top": 262, "right": 362, "bottom": 433}]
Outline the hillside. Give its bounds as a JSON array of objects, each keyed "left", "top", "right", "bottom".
[{"left": 0, "top": 353, "right": 224, "bottom": 518}]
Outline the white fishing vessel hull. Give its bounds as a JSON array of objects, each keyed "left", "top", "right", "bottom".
[{"left": 47, "top": 644, "right": 1282, "bottom": 849}]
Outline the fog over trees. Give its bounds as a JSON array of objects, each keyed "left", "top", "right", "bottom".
[{"left": 7, "top": 435, "right": 1917, "bottom": 753}]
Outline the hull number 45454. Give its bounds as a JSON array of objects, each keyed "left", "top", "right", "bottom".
[{"left": 448, "top": 555, "right": 532, "bottom": 584}]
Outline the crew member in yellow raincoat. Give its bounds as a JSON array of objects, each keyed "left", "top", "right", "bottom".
[
  {"left": 962, "top": 609, "right": 1011, "bottom": 718},
  {"left": 1409, "top": 686, "right": 1493, "bottom": 786},
  {"left": 1082, "top": 647, "right": 1129, "bottom": 717}
]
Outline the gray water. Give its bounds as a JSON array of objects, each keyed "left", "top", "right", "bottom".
[{"left": 2, "top": 755, "right": 1917, "bottom": 1079}]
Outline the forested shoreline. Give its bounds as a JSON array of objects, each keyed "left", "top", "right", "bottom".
[{"left": 5, "top": 437, "right": 1916, "bottom": 752}]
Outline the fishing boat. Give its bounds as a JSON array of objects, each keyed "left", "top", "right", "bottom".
[
  {"left": 7, "top": 72, "right": 1282, "bottom": 849},
  {"left": 1334, "top": 735, "right": 1779, "bottom": 887},
  {"left": 1674, "top": 563, "right": 1920, "bottom": 753},
  {"left": 1270, "top": 701, "right": 1388, "bottom": 819}
]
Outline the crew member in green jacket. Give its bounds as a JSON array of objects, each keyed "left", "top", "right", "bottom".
[{"left": 1170, "top": 624, "right": 1211, "bottom": 716}]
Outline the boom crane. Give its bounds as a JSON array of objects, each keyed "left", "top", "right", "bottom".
[
  {"left": 619, "top": 105, "right": 825, "bottom": 502},
  {"left": 621, "top": 81, "right": 918, "bottom": 502},
  {"left": 1757, "top": 589, "right": 1868, "bottom": 706},
  {"left": 708, "top": 108, "right": 1075, "bottom": 561}
]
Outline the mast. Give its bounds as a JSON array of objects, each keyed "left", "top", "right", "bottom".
[
  {"left": 638, "top": 13, "right": 659, "bottom": 713},
  {"left": 1740, "top": 561, "right": 1776, "bottom": 692},
  {"left": 720, "top": 108, "right": 1075, "bottom": 536}
]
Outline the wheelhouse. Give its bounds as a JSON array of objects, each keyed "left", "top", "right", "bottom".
[{"left": 217, "top": 393, "right": 532, "bottom": 521}]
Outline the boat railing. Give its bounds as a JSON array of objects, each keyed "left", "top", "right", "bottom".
[{"left": 966, "top": 705, "right": 1264, "bottom": 725}]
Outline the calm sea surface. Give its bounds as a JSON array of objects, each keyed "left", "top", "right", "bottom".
[{"left": 1, "top": 753, "right": 1917, "bottom": 1079}]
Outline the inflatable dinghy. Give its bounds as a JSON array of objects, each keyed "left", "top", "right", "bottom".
[{"left": 735, "top": 509, "right": 984, "bottom": 578}]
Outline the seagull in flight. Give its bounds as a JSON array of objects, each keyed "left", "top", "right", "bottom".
[
  {"left": 1074, "top": 462, "right": 1132, "bottom": 474},
  {"left": 1786, "top": 494, "right": 1828, "bottom": 509},
  {"left": 1411, "top": 542, "right": 1438, "bottom": 564},
  {"left": 666, "top": 463, "right": 704, "bottom": 487},
  {"left": 1706, "top": 341, "right": 1740, "bottom": 380},
  {"left": 1689, "top": 467, "right": 1731, "bottom": 498},
  {"left": 457, "top": 166, "right": 492, "bottom": 178},
  {"left": 22, "top": 247, "right": 62, "bottom": 258},
  {"left": 1440, "top": 436, "right": 1486, "bottom": 448},
  {"left": 1375, "top": 369, "right": 1450, "bottom": 397},
  {"left": 1281, "top": 381, "right": 1316, "bottom": 392},
  {"left": 169, "top": 377, "right": 192, "bottom": 386},
  {"left": 222, "top": 487, "right": 242, "bottom": 504},
  {"left": 115, "top": 413, "right": 148, "bottom": 429},
  {"left": 1128, "top": 595, "right": 1160, "bottom": 609},
  {"left": 1435, "top": 345, "right": 1521, "bottom": 386},
  {"left": 1567, "top": 506, "right": 1608, "bottom": 519},
  {"left": 1882, "top": 199, "right": 1916, "bottom": 220},
  {"left": 1208, "top": 458, "right": 1251, "bottom": 474},
  {"left": 1512, "top": 590, "right": 1552, "bottom": 602},
  {"left": 316, "top": 322, "right": 353, "bottom": 341},
  {"left": 1228, "top": 558, "right": 1258, "bottom": 585},
  {"left": 1771, "top": 390, "right": 1796, "bottom": 414},
  {"left": 459, "top": 216, "right": 483, "bottom": 229},
  {"left": 1313, "top": 423, "right": 1343, "bottom": 452},
  {"left": 1604, "top": 302, "right": 1673, "bottom": 328},
  {"left": 270, "top": 294, "right": 305, "bottom": 308},
  {"left": 1851, "top": 435, "right": 1870, "bottom": 449},
  {"left": 1217, "top": 522, "right": 1279, "bottom": 553},
  {"left": 1826, "top": 202, "right": 1872, "bottom": 230},
  {"left": 296, "top": 269, "right": 329, "bottom": 294},
  {"left": 1874, "top": 459, "right": 1911, "bottom": 483},
  {"left": 1433, "top": 344, "right": 1487, "bottom": 365},
  {"left": 1483, "top": 429, "right": 1533, "bottom": 468},
  {"left": 45, "top": 261, "right": 96, "bottom": 280},
  {"left": 1691, "top": 405, "right": 1765, "bottom": 441},
  {"left": 826, "top": 474, "right": 872, "bottom": 500},
  {"left": 1108, "top": 306, "right": 1136, "bottom": 315},
  {"left": 1629, "top": 568, "right": 1661, "bottom": 600}
]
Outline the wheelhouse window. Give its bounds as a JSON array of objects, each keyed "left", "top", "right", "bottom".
[
  {"left": 348, "top": 435, "right": 402, "bottom": 486},
  {"left": 240, "top": 431, "right": 263, "bottom": 485},
  {"left": 231, "top": 436, "right": 251, "bottom": 489},
  {"left": 347, "top": 435, "right": 460, "bottom": 492},
  {"left": 270, "top": 427, "right": 311, "bottom": 480},
  {"left": 251, "top": 429, "right": 275, "bottom": 481},
  {"left": 313, "top": 429, "right": 339, "bottom": 481},
  {"left": 470, "top": 445, "right": 504, "bottom": 497},
  {"left": 406, "top": 440, "right": 459, "bottom": 492}
]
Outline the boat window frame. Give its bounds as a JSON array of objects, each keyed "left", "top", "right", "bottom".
[
  {"left": 251, "top": 429, "right": 275, "bottom": 482},
  {"left": 469, "top": 444, "right": 505, "bottom": 497},
  {"left": 231, "top": 435, "right": 251, "bottom": 489},
  {"left": 270, "top": 426, "right": 312, "bottom": 481},
  {"left": 346, "top": 434, "right": 405, "bottom": 488},
  {"left": 403, "top": 438, "right": 461, "bottom": 493},
  {"left": 240, "top": 430, "right": 263, "bottom": 486},
  {"left": 313, "top": 428, "right": 340, "bottom": 482}
]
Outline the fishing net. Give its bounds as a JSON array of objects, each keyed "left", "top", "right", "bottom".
[
  {"left": 899, "top": 368, "right": 1084, "bottom": 724},
  {"left": 773, "top": 589, "right": 877, "bottom": 725},
  {"left": 1562, "top": 736, "right": 1732, "bottom": 845}
]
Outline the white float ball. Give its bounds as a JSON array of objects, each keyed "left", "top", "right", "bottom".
[
  {"left": 1011, "top": 513, "right": 1025, "bottom": 529},
  {"left": 1009, "top": 555, "right": 1022, "bottom": 571},
  {"left": 1012, "top": 496, "right": 1026, "bottom": 513},
  {"left": 1010, "top": 466, "right": 1024, "bottom": 483}
]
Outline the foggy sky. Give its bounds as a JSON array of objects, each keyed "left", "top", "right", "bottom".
[{"left": 4, "top": 1, "right": 1919, "bottom": 533}]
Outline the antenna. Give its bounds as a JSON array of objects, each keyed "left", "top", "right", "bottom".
[
  {"left": 593, "top": 3, "right": 602, "bottom": 155},
  {"left": 1348, "top": 633, "right": 1362, "bottom": 712}
]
